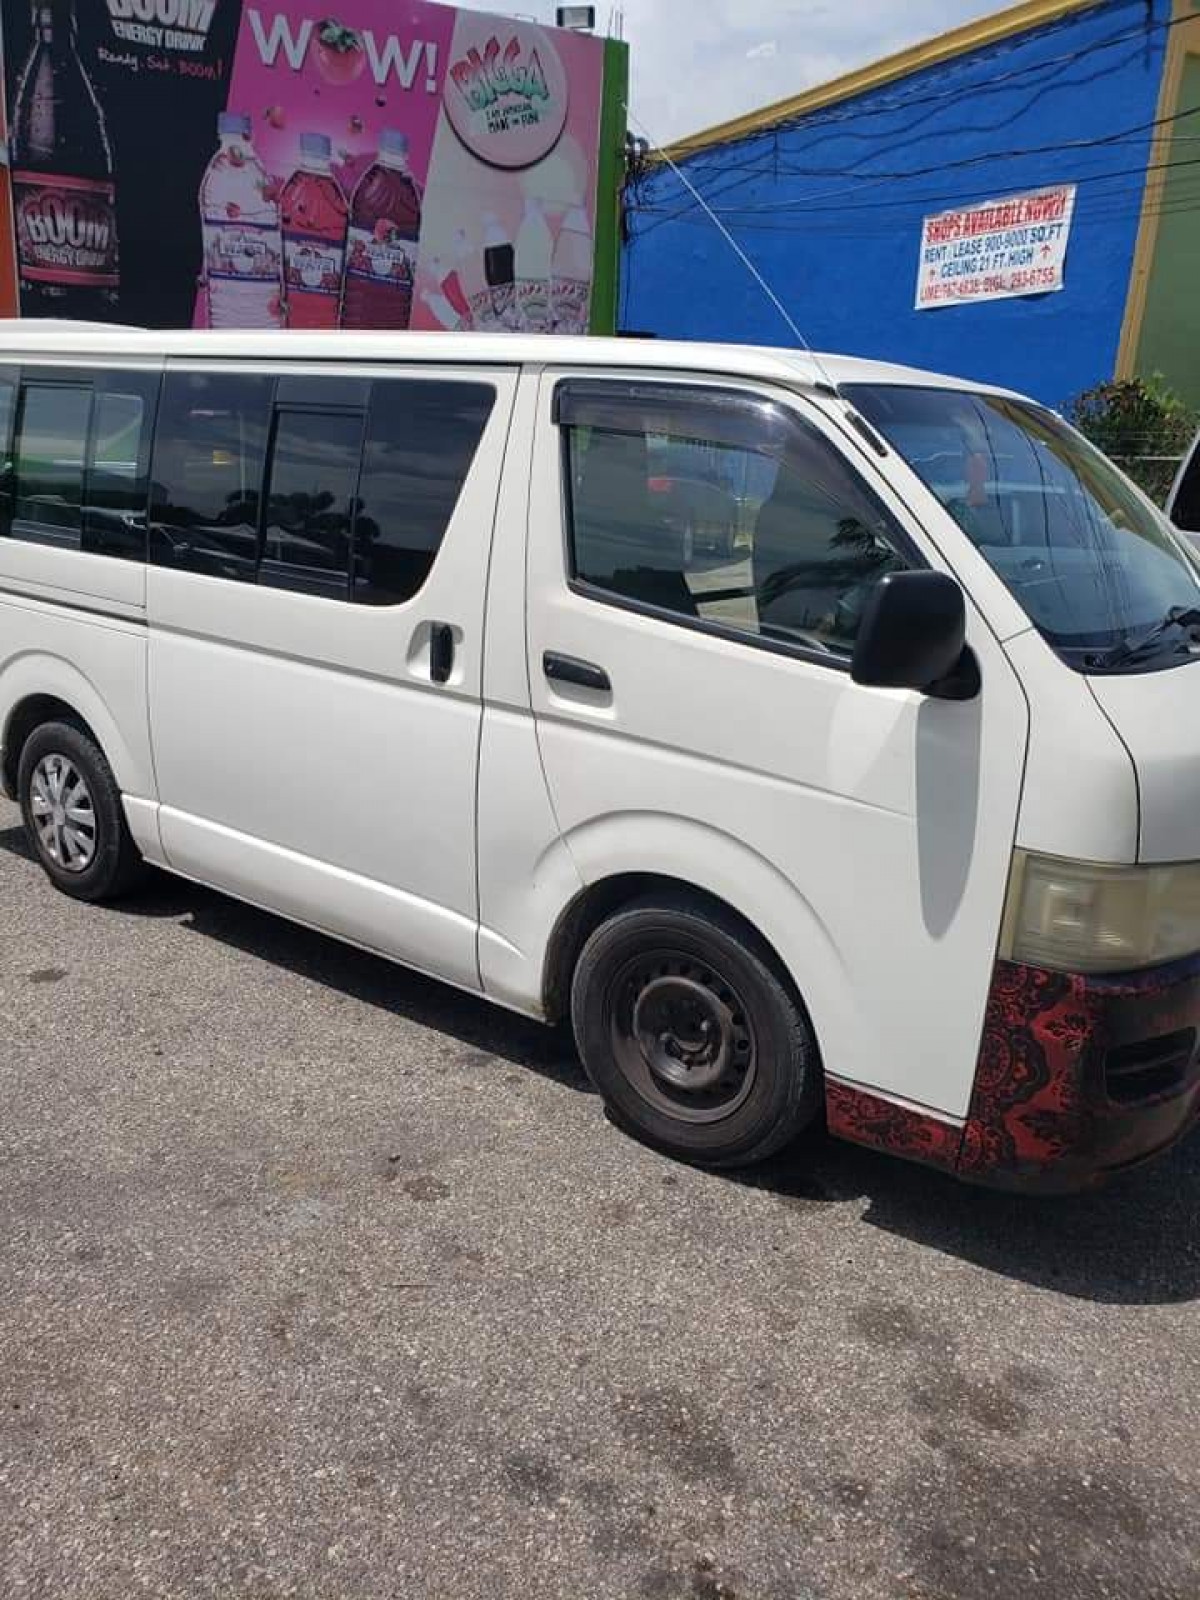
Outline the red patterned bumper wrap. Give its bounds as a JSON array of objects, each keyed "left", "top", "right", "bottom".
[{"left": 826, "top": 954, "right": 1200, "bottom": 1192}]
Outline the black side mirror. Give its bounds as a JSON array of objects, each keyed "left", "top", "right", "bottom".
[{"left": 852, "top": 570, "right": 978, "bottom": 699}]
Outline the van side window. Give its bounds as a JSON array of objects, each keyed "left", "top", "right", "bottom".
[
  {"left": 14, "top": 382, "right": 91, "bottom": 545},
  {"left": 84, "top": 371, "right": 160, "bottom": 562},
  {"left": 557, "top": 381, "right": 911, "bottom": 660},
  {"left": 149, "top": 371, "right": 493, "bottom": 603},
  {"left": 149, "top": 371, "right": 274, "bottom": 582},
  {"left": 259, "top": 408, "right": 365, "bottom": 600},
  {"left": 0, "top": 373, "right": 15, "bottom": 534},
  {"left": 353, "top": 381, "right": 494, "bottom": 606}
]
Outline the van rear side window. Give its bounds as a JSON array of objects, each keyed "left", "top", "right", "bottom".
[
  {"left": 0, "top": 366, "right": 159, "bottom": 561},
  {"left": 14, "top": 383, "right": 90, "bottom": 543},
  {"left": 149, "top": 371, "right": 274, "bottom": 582},
  {"left": 149, "top": 370, "right": 494, "bottom": 604}
]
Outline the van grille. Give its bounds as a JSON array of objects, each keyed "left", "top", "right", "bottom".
[{"left": 1104, "top": 1029, "right": 1197, "bottom": 1105}]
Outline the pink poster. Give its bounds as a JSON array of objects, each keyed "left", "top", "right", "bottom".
[{"left": 195, "top": 2, "right": 606, "bottom": 334}]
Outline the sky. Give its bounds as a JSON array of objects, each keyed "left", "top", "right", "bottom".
[{"left": 465, "top": 0, "right": 1005, "bottom": 144}]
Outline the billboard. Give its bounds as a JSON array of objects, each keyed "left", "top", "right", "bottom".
[
  {"left": 915, "top": 185, "right": 1076, "bottom": 311},
  {"left": 0, "top": 1, "right": 627, "bottom": 333}
]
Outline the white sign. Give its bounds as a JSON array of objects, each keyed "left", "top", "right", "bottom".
[{"left": 915, "top": 184, "right": 1076, "bottom": 310}]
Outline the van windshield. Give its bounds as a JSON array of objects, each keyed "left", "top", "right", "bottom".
[{"left": 844, "top": 383, "right": 1200, "bottom": 673}]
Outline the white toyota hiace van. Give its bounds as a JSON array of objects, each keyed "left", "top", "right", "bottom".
[{"left": 3, "top": 323, "right": 1200, "bottom": 1193}]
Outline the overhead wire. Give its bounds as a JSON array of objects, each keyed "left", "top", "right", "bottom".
[{"left": 629, "top": 7, "right": 1198, "bottom": 242}]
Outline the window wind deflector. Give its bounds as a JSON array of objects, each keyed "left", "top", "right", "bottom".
[{"left": 553, "top": 379, "right": 793, "bottom": 456}]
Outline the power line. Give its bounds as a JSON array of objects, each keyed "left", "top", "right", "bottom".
[
  {"left": 631, "top": 151, "right": 1200, "bottom": 243},
  {"left": 673, "top": 3, "right": 1195, "bottom": 167},
  {"left": 692, "top": 105, "right": 1200, "bottom": 209},
  {"left": 624, "top": 108, "right": 825, "bottom": 360},
  {"left": 638, "top": 104, "right": 1200, "bottom": 235},
  {"left": 638, "top": 9, "right": 1200, "bottom": 234}
]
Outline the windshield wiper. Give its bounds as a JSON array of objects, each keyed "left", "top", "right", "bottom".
[{"left": 1086, "top": 606, "right": 1200, "bottom": 670}]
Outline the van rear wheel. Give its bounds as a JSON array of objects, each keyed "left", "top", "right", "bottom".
[
  {"left": 571, "top": 894, "right": 820, "bottom": 1168},
  {"left": 17, "top": 721, "right": 146, "bottom": 903}
]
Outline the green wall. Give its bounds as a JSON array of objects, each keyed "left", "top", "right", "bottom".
[
  {"left": 590, "top": 37, "right": 630, "bottom": 336},
  {"left": 1136, "top": 51, "right": 1200, "bottom": 407}
]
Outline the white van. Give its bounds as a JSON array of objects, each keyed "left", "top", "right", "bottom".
[
  {"left": 1168, "top": 429, "right": 1200, "bottom": 545},
  {"left": 3, "top": 324, "right": 1200, "bottom": 1193}
]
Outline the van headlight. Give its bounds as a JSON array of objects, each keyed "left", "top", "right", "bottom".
[{"left": 1000, "top": 852, "right": 1200, "bottom": 974}]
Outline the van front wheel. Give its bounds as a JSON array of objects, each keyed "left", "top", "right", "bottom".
[{"left": 571, "top": 895, "right": 820, "bottom": 1168}]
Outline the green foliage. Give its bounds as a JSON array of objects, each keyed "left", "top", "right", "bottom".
[{"left": 1067, "top": 374, "right": 1199, "bottom": 504}]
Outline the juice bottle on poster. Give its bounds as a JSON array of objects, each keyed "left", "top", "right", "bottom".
[
  {"left": 199, "top": 113, "right": 281, "bottom": 330},
  {"left": 482, "top": 212, "right": 515, "bottom": 330},
  {"left": 341, "top": 129, "right": 421, "bottom": 331},
  {"left": 552, "top": 206, "right": 593, "bottom": 335},
  {"left": 279, "top": 133, "right": 347, "bottom": 329},
  {"left": 10, "top": 0, "right": 119, "bottom": 318},
  {"left": 514, "top": 196, "right": 552, "bottom": 333}
]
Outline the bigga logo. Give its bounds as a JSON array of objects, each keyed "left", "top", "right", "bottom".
[
  {"left": 450, "top": 36, "right": 552, "bottom": 122},
  {"left": 106, "top": 0, "right": 217, "bottom": 53}
]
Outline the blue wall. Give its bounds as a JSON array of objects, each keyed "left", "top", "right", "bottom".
[{"left": 622, "top": 0, "right": 1169, "bottom": 407}]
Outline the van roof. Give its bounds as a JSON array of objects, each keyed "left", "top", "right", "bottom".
[{"left": 0, "top": 321, "right": 1020, "bottom": 398}]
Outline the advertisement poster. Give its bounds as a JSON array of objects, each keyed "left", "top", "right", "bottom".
[
  {"left": 0, "top": 64, "right": 16, "bottom": 318},
  {"left": 915, "top": 185, "right": 1076, "bottom": 310},
  {"left": 0, "top": 1, "right": 626, "bottom": 334}
]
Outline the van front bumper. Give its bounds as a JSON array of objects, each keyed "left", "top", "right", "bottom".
[{"left": 826, "top": 953, "right": 1200, "bottom": 1193}]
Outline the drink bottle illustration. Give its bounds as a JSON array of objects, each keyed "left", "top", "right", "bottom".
[
  {"left": 341, "top": 129, "right": 421, "bottom": 331},
  {"left": 453, "top": 227, "right": 491, "bottom": 331},
  {"left": 552, "top": 206, "right": 593, "bottom": 335},
  {"left": 199, "top": 113, "right": 282, "bottom": 330},
  {"left": 10, "top": 0, "right": 119, "bottom": 318},
  {"left": 279, "top": 133, "right": 347, "bottom": 329},
  {"left": 514, "top": 196, "right": 552, "bottom": 333},
  {"left": 482, "top": 213, "right": 515, "bottom": 330},
  {"left": 421, "top": 288, "right": 463, "bottom": 331},
  {"left": 430, "top": 246, "right": 473, "bottom": 331}
]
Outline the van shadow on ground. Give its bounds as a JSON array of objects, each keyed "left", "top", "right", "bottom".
[{"left": 4, "top": 818, "right": 1200, "bottom": 1309}]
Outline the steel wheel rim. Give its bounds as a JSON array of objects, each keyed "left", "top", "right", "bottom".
[
  {"left": 30, "top": 754, "right": 98, "bottom": 874},
  {"left": 608, "top": 948, "right": 758, "bottom": 1124}
]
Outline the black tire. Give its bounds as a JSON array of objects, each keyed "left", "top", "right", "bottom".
[
  {"left": 571, "top": 893, "right": 821, "bottom": 1168},
  {"left": 17, "top": 720, "right": 147, "bottom": 903}
]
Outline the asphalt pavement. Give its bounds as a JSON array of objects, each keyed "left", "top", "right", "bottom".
[{"left": 2, "top": 794, "right": 1199, "bottom": 1600}]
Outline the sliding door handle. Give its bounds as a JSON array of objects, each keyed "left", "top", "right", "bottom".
[
  {"left": 543, "top": 651, "right": 611, "bottom": 692},
  {"left": 430, "top": 623, "right": 455, "bottom": 685}
]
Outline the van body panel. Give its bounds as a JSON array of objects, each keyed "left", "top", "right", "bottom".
[
  {"left": 1087, "top": 663, "right": 1200, "bottom": 863},
  {"left": 0, "top": 542, "right": 146, "bottom": 616},
  {"left": 0, "top": 597, "right": 153, "bottom": 800},
  {"left": 158, "top": 805, "right": 478, "bottom": 982},
  {"left": 475, "top": 706, "right": 583, "bottom": 1016},
  {"left": 528, "top": 370, "right": 1031, "bottom": 1119},
  {"left": 474, "top": 369, "right": 580, "bottom": 1014},
  {"left": 145, "top": 365, "right": 518, "bottom": 991},
  {"left": 998, "top": 630, "right": 1140, "bottom": 863}
]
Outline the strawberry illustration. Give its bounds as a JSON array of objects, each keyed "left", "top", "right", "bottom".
[
  {"left": 312, "top": 19, "right": 365, "bottom": 86},
  {"left": 264, "top": 105, "right": 286, "bottom": 131}
]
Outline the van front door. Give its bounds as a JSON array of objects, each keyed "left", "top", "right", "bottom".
[
  {"left": 526, "top": 371, "right": 1029, "bottom": 1121},
  {"left": 146, "top": 363, "right": 517, "bottom": 989}
]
